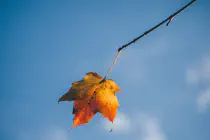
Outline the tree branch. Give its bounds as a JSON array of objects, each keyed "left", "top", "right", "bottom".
[{"left": 104, "top": 0, "right": 197, "bottom": 79}]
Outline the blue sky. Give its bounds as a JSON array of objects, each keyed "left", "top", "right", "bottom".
[{"left": 1, "top": 0, "right": 210, "bottom": 140}]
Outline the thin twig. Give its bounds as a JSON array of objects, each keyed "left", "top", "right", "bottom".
[{"left": 104, "top": 0, "right": 197, "bottom": 79}]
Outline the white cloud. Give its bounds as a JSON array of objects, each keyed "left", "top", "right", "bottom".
[
  {"left": 197, "top": 88, "right": 210, "bottom": 112},
  {"left": 100, "top": 111, "right": 166, "bottom": 140},
  {"left": 137, "top": 113, "right": 166, "bottom": 140},
  {"left": 101, "top": 112, "right": 131, "bottom": 133},
  {"left": 186, "top": 56, "right": 210, "bottom": 85}
]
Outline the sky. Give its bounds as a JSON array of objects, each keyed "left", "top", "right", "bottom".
[{"left": 1, "top": 0, "right": 210, "bottom": 140}]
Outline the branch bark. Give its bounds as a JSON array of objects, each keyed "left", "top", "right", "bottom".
[{"left": 104, "top": 0, "right": 197, "bottom": 79}]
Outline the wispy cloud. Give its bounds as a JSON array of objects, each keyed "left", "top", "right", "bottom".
[
  {"left": 137, "top": 113, "right": 166, "bottom": 140},
  {"left": 186, "top": 56, "right": 210, "bottom": 85},
  {"left": 186, "top": 55, "right": 210, "bottom": 112},
  {"left": 101, "top": 112, "right": 131, "bottom": 133},
  {"left": 197, "top": 88, "right": 210, "bottom": 112}
]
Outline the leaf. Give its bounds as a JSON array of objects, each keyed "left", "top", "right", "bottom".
[
  {"left": 58, "top": 72, "right": 103, "bottom": 102},
  {"left": 72, "top": 99, "right": 97, "bottom": 128},
  {"left": 58, "top": 72, "right": 121, "bottom": 128},
  {"left": 95, "top": 80, "right": 120, "bottom": 122}
]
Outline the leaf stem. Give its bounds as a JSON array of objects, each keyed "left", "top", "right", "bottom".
[
  {"left": 104, "top": 50, "right": 121, "bottom": 79},
  {"left": 104, "top": 0, "right": 197, "bottom": 79}
]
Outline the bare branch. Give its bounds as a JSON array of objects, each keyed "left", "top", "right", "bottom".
[{"left": 104, "top": 0, "right": 197, "bottom": 79}]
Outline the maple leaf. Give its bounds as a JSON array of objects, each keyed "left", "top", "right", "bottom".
[{"left": 58, "top": 72, "right": 121, "bottom": 128}]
